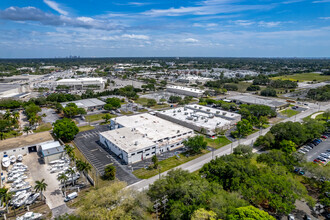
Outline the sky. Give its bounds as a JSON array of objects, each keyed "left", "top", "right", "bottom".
[{"left": 0, "top": 0, "right": 329, "bottom": 58}]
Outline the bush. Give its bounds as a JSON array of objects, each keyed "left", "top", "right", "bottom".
[
  {"left": 103, "top": 164, "right": 116, "bottom": 180},
  {"left": 246, "top": 85, "right": 260, "bottom": 91}
]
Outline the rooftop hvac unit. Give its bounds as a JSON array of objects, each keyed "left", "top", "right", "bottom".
[
  {"left": 216, "top": 111, "right": 220, "bottom": 114},
  {"left": 178, "top": 110, "right": 181, "bottom": 112},
  {"left": 184, "top": 112, "right": 188, "bottom": 115},
  {"left": 134, "top": 141, "right": 138, "bottom": 146},
  {"left": 231, "top": 114, "right": 234, "bottom": 116},
  {"left": 194, "top": 106, "right": 197, "bottom": 108},
  {"left": 204, "top": 120, "right": 208, "bottom": 122},
  {"left": 184, "top": 108, "right": 187, "bottom": 111},
  {"left": 206, "top": 109, "right": 210, "bottom": 112},
  {"left": 194, "top": 118, "right": 197, "bottom": 121},
  {"left": 187, "top": 116, "right": 193, "bottom": 120},
  {"left": 208, "top": 114, "right": 214, "bottom": 118},
  {"left": 173, "top": 114, "right": 176, "bottom": 116},
  {"left": 223, "top": 112, "right": 227, "bottom": 115},
  {"left": 199, "top": 107, "right": 202, "bottom": 109},
  {"left": 173, "top": 110, "right": 176, "bottom": 113},
  {"left": 177, "top": 130, "right": 180, "bottom": 133}
]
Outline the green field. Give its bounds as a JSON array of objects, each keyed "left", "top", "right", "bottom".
[
  {"left": 134, "top": 98, "right": 149, "bottom": 106},
  {"left": 85, "top": 113, "right": 116, "bottom": 122},
  {"left": 271, "top": 73, "right": 329, "bottom": 82},
  {"left": 133, "top": 150, "right": 209, "bottom": 179},
  {"left": 78, "top": 125, "right": 95, "bottom": 132},
  {"left": 279, "top": 109, "right": 299, "bottom": 117},
  {"left": 236, "top": 81, "right": 253, "bottom": 92},
  {"left": 34, "top": 123, "right": 52, "bottom": 133},
  {"left": 205, "top": 136, "right": 232, "bottom": 149}
]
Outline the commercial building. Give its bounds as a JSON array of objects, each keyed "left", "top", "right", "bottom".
[
  {"left": 156, "top": 104, "right": 241, "bottom": 136},
  {"left": 39, "top": 141, "right": 65, "bottom": 163},
  {"left": 0, "top": 132, "right": 54, "bottom": 157},
  {"left": 228, "top": 94, "right": 289, "bottom": 111},
  {"left": 166, "top": 85, "right": 205, "bottom": 97},
  {"left": 99, "top": 113, "right": 194, "bottom": 164},
  {"left": 61, "top": 98, "right": 106, "bottom": 112},
  {"left": 56, "top": 78, "right": 105, "bottom": 90}
]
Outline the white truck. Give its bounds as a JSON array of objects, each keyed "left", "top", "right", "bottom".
[{"left": 64, "top": 192, "right": 78, "bottom": 202}]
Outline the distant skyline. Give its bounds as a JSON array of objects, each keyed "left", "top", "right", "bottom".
[{"left": 0, "top": 0, "right": 329, "bottom": 58}]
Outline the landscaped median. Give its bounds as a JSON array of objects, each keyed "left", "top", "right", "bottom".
[
  {"left": 85, "top": 113, "right": 116, "bottom": 122},
  {"left": 132, "top": 149, "right": 209, "bottom": 179},
  {"left": 78, "top": 125, "right": 95, "bottom": 132}
]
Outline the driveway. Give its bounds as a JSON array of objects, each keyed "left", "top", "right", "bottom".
[{"left": 24, "top": 153, "right": 72, "bottom": 217}]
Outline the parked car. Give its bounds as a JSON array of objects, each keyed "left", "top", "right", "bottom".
[
  {"left": 321, "top": 135, "right": 328, "bottom": 139},
  {"left": 303, "top": 214, "right": 311, "bottom": 220},
  {"left": 299, "top": 170, "right": 305, "bottom": 175},
  {"left": 288, "top": 214, "right": 295, "bottom": 220},
  {"left": 294, "top": 168, "right": 300, "bottom": 173},
  {"left": 305, "top": 146, "right": 313, "bottom": 150}
]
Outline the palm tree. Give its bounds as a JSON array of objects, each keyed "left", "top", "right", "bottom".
[
  {"left": 65, "top": 168, "right": 76, "bottom": 186},
  {"left": 57, "top": 173, "right": 69, "bottom": 197},
  {"left": 23, "top": 126, "right": 31, "bottom": 135},
  {"left": 64, "top": 145, "right": 75, "bottom": 162},
  {"left": 13, "top": 111, "right": 19, "bottom": 120},
  {"left": 76, "top": 160, "right": 92, "bottom": 184},
  {"left": 34, "top": 179, "right": 48, "bottom": 201},
  {"left": 3, "top": 110, "right": 11, "bottom": 121}
]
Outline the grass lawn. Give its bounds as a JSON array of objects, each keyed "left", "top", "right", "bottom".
[
  {"left": 79, "top": 125, "right": 95, "bottom": 132},
  {"left": 137, "top": 109, "right": 149, "bottom": 113},
  {"left": 271, "top": 72, "right": 329, "bottom": 82},
  {"left": 120, "top": 110, "right": 133, "bottom": 115},
  {"left": 85, "top": 113, "right": 116, "bottom": 122},
  {"left": 205, "top": 136, "right": 232, "bottom": 149},
  {"left": 134, "top": 98, "right": 149, "bottom": 106},
  {"left": 133, "top": 149, "right": 209, "bottom": 179},
  {"left": 151, "top": 104, "right": 169, "bottom": 109},
  {"left": 315, "top": 113, "right": 328, "bottom": 121},
  {"left": 34, "top": 123, "right": 52, "bottom": 133},
  {"left": 236, "top": 81, "right": 253, "bottom": 92},
  {"left": 279, "top": 109, "right": 299, "bottom": 117}
]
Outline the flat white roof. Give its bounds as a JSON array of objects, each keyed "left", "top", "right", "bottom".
[
  {"left": 166, "top": 85, "right": 205, "bottom": 93},
  {"left": 158, "top": 104, "right": 240, "bottom": 131},
  {"left": 40, "top": 141, "right": 61, "bottom": 150},
  {"left": 101, "top": 113, "right": 194, "bottom": 153},
  {"left": 57, "top": 78, "right": 104, "bottom": 83},
  {"left": 229, "top": 94, "right": 288, "bottom": 108},
  {"left": 61, "top": 98, "right": 106, "bottom": 108}
]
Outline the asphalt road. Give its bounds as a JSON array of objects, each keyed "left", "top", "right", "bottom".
[{"left": 128, "top": 102, "right": 330, "bottom": 191}]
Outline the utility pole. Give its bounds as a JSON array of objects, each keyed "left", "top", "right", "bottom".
[
  {"left": 162, "top": 195, "right": 168, "bottom": 217},
  {"left": 231, "top": 142, "right": 233, "bottom": 154},
  {"left": 154, "top": 199, "right": 161, "bottom": 220}
]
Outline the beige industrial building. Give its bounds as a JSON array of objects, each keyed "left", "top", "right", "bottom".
[
  {"left": 99, "top": 113, "right": 195, "bottom": 164},
  {"left": 39, "top": 141, "right": 65, "bottom": 163},
  {"left": 61, "top": 98, "right": 106, "bottom": 112}
]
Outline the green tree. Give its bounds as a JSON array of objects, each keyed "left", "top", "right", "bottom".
[
  {"left": 65, "top": 168, "right": 77, "bottom": 186},
  {"left": 151, "top": 155, "right": 158, "bottom": 169},
  {"left": 227, "top": 206, "right": 275, "bottom": 220},
  {"left": 279, "top": 140, "right": 296, "bottom": 154},
  {"left": 57, "top": 173, "right": 69, "bottom": 197},
  {"left": 183, "top": 135, "right": 207, "bottom": 154},
  {"left": 323, "top": 109, "right": 330, "bottom": 121},
  {"left": 34, "top": 179, "right": 48, "bottom": 200},
  {"left": 53, "top": 118, "right": 79, "bottom": 142},
  {"left": 104, "top": 97, "right": 121, "bottom": 110},
  {"left": 103, "top": 164, "right": 116, "bottom": 180},
  {"left": 232, "top": 119, "right": 253, "bottom": 138},
  {"left": 23, "top": 126, "right": 32, "bottom": 135},
  {"left": 146, "top": 99, "right": 157, "bottom": 107},
  {"left": 233, "top": 145, "right": 253, "bottom": 158},
  {"left": 102, "top": 113, "right": 111, "bottom": 124},
  {"left": 191, "top": 208, "right": 217, "bottom": 220},
  {"left": 76, "top": 159, "right": 92, "bottom": 184}
]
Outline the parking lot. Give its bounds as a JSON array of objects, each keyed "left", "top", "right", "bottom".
[
  {"left": 73, "top": 125, "right": 140, "bottom": 185},
  {"left": 305, "top": 137, "right": 330, "bottom": 162},
  {"left": 39, "top": 108, "right": 60, "bottom": 124}
]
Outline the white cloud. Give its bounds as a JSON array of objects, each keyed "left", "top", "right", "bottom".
[
  {"left": 122, "top": 34, "right": 150, "bottom": 40},
  {"left": 233, "top": 20, "right": 254, "bottom": 26},
  {"left": 258, "top": 21, "right": 281, "bottom": 27},
  {"left": 43, "top": 0, "right": 68, "bottom": 16},
  {"left": 193, "top": 23, "right": 218, "bottom": 28},
  {"left": 183, "top": 38, "right": 199, "bottom": 43},
  {"left": 319, "top": 17, "right": 330, "bottom": 20}
]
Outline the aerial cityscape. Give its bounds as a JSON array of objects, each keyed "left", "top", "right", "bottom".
[{"left": 0, "top": 0, "right": 329, "bottom": 220}]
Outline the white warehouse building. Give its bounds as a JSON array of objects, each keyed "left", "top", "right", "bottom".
[
  {"left": 56, "top": 78, "right": 105, "bottom": 90},
  {"left": 99, "top": 113, "right": 195, "bottom": 164},
  {"left": 166, "top": 85, "right": 205, "bottom": 97},
  {"left": 156, "top": 104, "right": 241, "bottom": 137}
]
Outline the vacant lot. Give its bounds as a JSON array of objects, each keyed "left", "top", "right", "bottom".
[
  {"left": 133, "top": 150, "right": 209, "bottom": 179},
  {"left": 78, "top": 125, "right": 95, "bottom": 132},
  {"left": 205, "top": 136, "right": 232, "bottom": 149},
  {"left": 271, "top": 73, "right": 329, "bottom": 82},
  {"left": 34, "top": 122, "right": 52, "bottom": 133},
  {"left": 85, "top": 113, "right": 116, "bottom": 122},
  {"left": 279, "top": 109, "right": 299, "bottom": 117}
]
